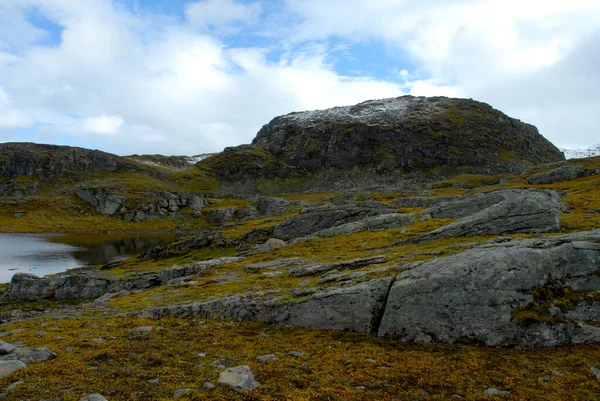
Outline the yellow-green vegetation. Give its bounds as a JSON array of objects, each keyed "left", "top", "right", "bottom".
[
  {"left": 512, "top": 286, "right": 600, "bottom": 325},
  {"left": 1, "top": 317, "right": 599, "bottom": 400},
  {"left": 434, "top": 174, "right": 500, "bottom": 189}
]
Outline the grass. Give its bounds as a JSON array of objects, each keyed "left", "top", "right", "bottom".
[{"left": 0, "top": 317, "right": 599, "bottom": 400}]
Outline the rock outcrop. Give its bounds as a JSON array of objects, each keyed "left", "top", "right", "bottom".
[
  {"left": 412, "top": 190, "right": 564, "bottom": 242},
  {"left": 527, "top": 165, "right": 587, "bottom": 185},
  {"left": 250, "top": 96, "right": 564, "bottom": 176},
  {"left": 0, "top": 142, "right": 140, "bottom": 179},
  {"left": 378, "top": 231, "right": 600, "bottom": 346},
  {"left": 140, "top": 278, "right": 393, "bottom": 334},
  {"left": 76, "top": 188, "right": 127, "bottom": 216},
  {"left": 273, "top": 204, "right": 393, "bottom": 239}
]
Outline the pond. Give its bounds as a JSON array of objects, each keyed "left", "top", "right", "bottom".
[{"left": 0, "top": 233, "right": 177, "bottom": 283}]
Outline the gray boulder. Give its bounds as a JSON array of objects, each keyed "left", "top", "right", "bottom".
[
  {"left": 0, "top": 347, "right": 57, "bottom": 364},
  {"left": 254, "top": 197, "right": 292, "bottom": 216},
  {"left": 413, "top": 191, "right": 563, "bottom": 242},
  {"left": 527, "top": 165, "right": 586, "bottom": 184},
  {"left": 8, "top": 273, "right": 55, "bottom": 301},
  {"left": 160, "top": 257, "right": 245, "bottom": 283},
  {"left": 218, "top": 365, "right": 260, "bottom": 392},
  {"left": 205, "top": 208, "right": 236, "bottom": 224},
  {"left": 378, "top": 232, "right": 600, "bottom": 346},
  {"left": 0, "top": 342, "right": 15, "bottom": 355},
  {"left": 312, "top": 213, "right": 414, "bottom": 238},
  {"left": 273, "top": 205, "right": 392, "bottom": 239},
  {"left": 256, "top": 238, "right": 286, "bottom": 253},
  {"left": 0, "top": 361, "right": 26, "bottom": 379},
  {"left": 140, "top": 277, "right": 392, "bottom": 334},
  {"left": 244, "top": 258, "right": 307, "bottom": 271},
  {"left": 421, "top": 189, "right": 564, "bottom": 219},
  {"left": 76, "top": 188, "right": 126, "bottom": 215}
]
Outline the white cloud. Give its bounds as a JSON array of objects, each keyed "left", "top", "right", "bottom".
[
  {"left": 0, "top": 0, "right": 598, "bottom": 155},
  {"left": 0, "top": 86, "right": 34, "bottom": 134},
  {"left": 185, "top": 0, "right": 262, "bottom": 29}
]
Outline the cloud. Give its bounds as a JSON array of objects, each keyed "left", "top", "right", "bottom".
[
  {"left": 0, "top": 0, "right": 598, "bottom": 155},
  {"left": 0, "top": 86, "right": 34, "bottom": 135},
  {"left": 185, "top": 0, "right": 262, "bottom": 30}
]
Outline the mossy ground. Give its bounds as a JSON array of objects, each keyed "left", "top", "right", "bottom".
[{"left": 1, "top": 317, "right": 600, "bottom": 400}]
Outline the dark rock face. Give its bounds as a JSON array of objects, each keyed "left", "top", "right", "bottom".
[
  {"left": 0, "top": 142, "right": 140, "bottom": 179},
  {"left": 76, "top": 188, "right": 127, "bottom": 216},
  {"left": 251, "top": 96, "right": 564, "bottom": 175},
  {"left": 378, "top": 231, "right": 600, "bottom": 347}
]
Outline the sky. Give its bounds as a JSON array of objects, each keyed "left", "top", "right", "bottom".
[{"left": 0, "top": 0, "right": 599, "bottom": 156}]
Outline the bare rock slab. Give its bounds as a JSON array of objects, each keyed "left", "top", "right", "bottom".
[
  {"left": 218, "top": 365, "right": 260, "bottom": 392},
  {"left": 379, "top": 232, "right": 600, "bottom": 346},
  {"left": 0, "top": 360, "right": 26, "bottom": 379}
]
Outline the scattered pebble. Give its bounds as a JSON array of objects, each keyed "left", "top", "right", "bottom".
[
  {"left": 0, "top": 341, "right": 15, "bottom": 355},
  {"left": 203, "top": 382, "right": 216, "bottom": 390},
  {"left": 257, "top": 354, "right": 278, "bottom": 362},
  {"left": 538, "top": 376, "right": 551, "bottom": 382},
  {"left": 212, "top": 356, "right": 236, "bottom": 368},
  {"left": 173, "top": 388, "right": 193, "bottom": 398},
  {"left": 290, "top": 351, "right": 305, "bottom": 357},
  {"left": 79, "top": 395, "right": 108, "bottom": 401},
  {"left": 147, "top": 378, "right": 160, "bottom": 384},
  {"left": 92, "top": 338, "right": 107, "bottom": 344},
  {"left": 484, "top": 388, "right": 510, "bottom": 396},
  {"left": 591, "top": 366, "right": 600, "bottom": 379},
  {"left": 366, "top": 358, "right": 377, "bottom": 364},
  {"left": 550, "top": 369, "right": 564, "bottom": 377}
]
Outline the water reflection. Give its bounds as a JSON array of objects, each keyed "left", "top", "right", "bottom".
[{"left": 0, "top": 233, "right": 176, "bottom": 283}]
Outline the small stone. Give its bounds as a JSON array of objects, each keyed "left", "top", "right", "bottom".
[
  {"left": 0, "top": 342, "right": 15, "bottom": 355},
  {"left": 147, "top": 378, "right": 160, "bottom": 384},
  {"left": 538, "top": 376, "right": 551, "bottom": 382},
  {"left": 66, "top": 347, "right": 73, "bottom": 353},
  {"left": 256, "top": 354, "right": 278, "bottom": 362},
  {"left": 192, "top": 211, "right": 202, "bottom": 218},
  {"left": 35, "top": 331, "right": 46, "bottom": 337},
  {"left": 591, "top": 366, "right": 600, "bottom": 379},
  {"left": 79, "top": 395, "right": 108, "bottom": 401},
  {"left": 212, "top": 356, "right": 235, "bottom": 368},
  {"left": 203, "top": 382, "right": 216, "bottom": 389},
  {"left": 134, "top": 326, "right": 153, "bottom": 333},
  {"left": 218, "top": 365, "right": 260, "bottom": 392},
  {"left": 173, "top": 388, "right": 193, "bottom": 398},
  {"left": 92, "top": 338, "right": 106, "bottom": 344},
  {"left": 366, "top": 358, "right": 377, "bottom": 364},
  {"left": 195, "top": 352, "right": 207, "bottom": 357},
  {"left": 484, "top": 388, "right": 510, "bottom": 396},
  {"left": 0, "top": 333, "right": 9, "bottom": 338},
  {"left": 290, "top": 351, "right": 305, "bottom": 357},
  {"left": 550, "top": 369, "right": 564, "bottom": 377},
  {"left": 6, "top": 381, "right": 23, "bottom": 391}
]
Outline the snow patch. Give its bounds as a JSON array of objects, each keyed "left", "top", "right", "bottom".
[{"left": 561, "top": 144, "right": 600, "bottom": 159}]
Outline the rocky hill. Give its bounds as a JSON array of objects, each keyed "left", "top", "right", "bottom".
[
  {"left": 0, "top": 142, "right": 145, "bottom": 179},
  {"left": 202, "top": 96, "right": 564, "bottom": 180}
]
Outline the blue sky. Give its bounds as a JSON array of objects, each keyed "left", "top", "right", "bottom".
[{"left": 0, "top": 0, "right": 599, "bottom": 155}]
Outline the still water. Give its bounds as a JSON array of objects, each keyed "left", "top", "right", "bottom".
[{"left": 0, "top": 233, "right": 176, "bottom": 283}]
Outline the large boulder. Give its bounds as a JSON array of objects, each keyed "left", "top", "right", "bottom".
[
  {"left": 0, "top": 360, "right": 26, "bottom": 379},
  {"left": 251, "top": 96, "right": 564, "bottom": 175},
  {"left": 312, "top": 213, "right": 414, "bottom": 238},
  {"left": 391, "top": 196, "right": 462, "bottom": 208},
  {"left": 140, "top": 278, "right": 392, "bottom": 334},
  {"left": 273, "top": 205, "right": 393, "bottom": 239},
  {"left": 253, "top": 197, "right": 292, "bottom": 216},
  {"left": 413, "top": 190, "right": 564, "bottom": 242},
  {"left": 8, "top": 273, "right": 55, "bottom": 301},
  {"left": 76, "top": 188, "right": 126, "bottom": 216},
  {"left": 527, "top": 165, "right": 586, "bottom": 184},
  {"left": 160, "top": 257, "right": 245, "bottom": 283},
  {"left": 378, "top": 231, "right": 600, "bottom": 346},
  {"left": 421, "top": 189, "right": 564, "bottom": 219}
]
